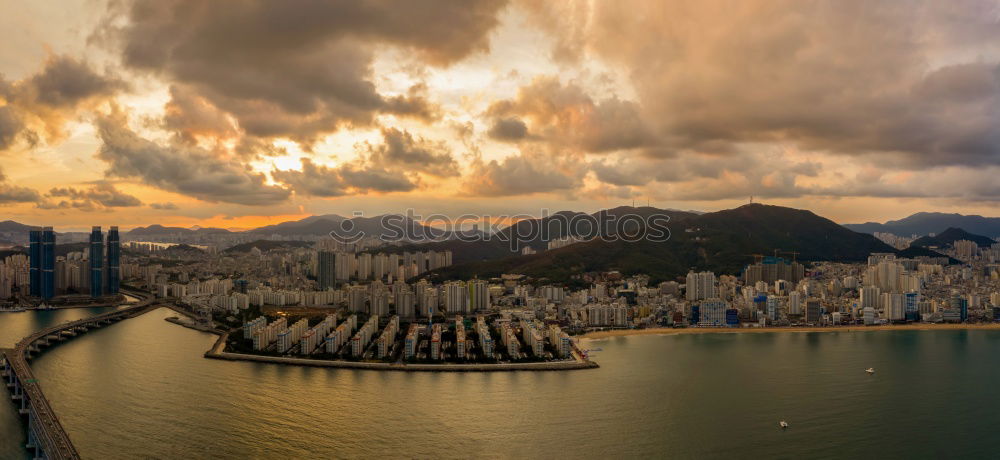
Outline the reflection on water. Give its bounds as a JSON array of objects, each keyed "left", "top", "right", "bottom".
[{"left": 5, "top": 308, "right": 1000, "bottom": 458}]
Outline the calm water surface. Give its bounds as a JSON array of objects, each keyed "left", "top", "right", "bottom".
[{"left": 4, "top": 307, "right": 1000, "bottom": 458}]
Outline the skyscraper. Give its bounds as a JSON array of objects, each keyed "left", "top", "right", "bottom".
[
  {"left": 106, "top": 226, "right": 120, "bottom": 295},
  {"left": 42, "top": 227, "right": 55, "bottom": 300},
  {"left": 28, "top": 227, "right": 56, "bottom": 299},
  {"left": 317, "top": 251, "right": 335, "bottom": 289},
  {"left": 29, "top": 227, "right": 41, "bottom": 297},
  {"left": 90, "top": 226, "right": 104, "bottom": 298}
]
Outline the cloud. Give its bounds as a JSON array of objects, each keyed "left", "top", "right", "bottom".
[
  {"left": 16, "top": 55, "right": 125, "bottom": 108},
  {"left": 487, "top": 117, "right": 528, "bottom": 141},
  {"left": 463, "top": 152, "right": 580, "bottom": 196},
  {"left": 0, "top": 106, "right": 25, "bottom": 150},
  {"left": 524, "top": 0, "right": 1000, "bottom": 168},
  {"left": 0, "top": 167, "right": 42, "bottom": 205},
  {"left": 486, "top": 76, "right": 654, "bottom": 153},
  {"left": 337, "top": 164, "right": 416, "bottom": 193},
  {"left": 365, "top": 127, "right": 458, "bottom": 176},
  {"left": 95, "top": 111, "right": 291, "bottom": 205},
  {"left": 150, "top": 202, "right": 179, "bottom": 210},
  {"left": 103, "top": 0, "right": 506, "bottom": 143},
  {"left": 40, "top": 182, "right": 143, "bottom": 210},
  {"left": 163, "top": 85, "right": 238, "bottom": 143},
  {"left": 589, "top": 150, "right": 822, "bottom": 200},
  {"left": 271, "top": 158, "right": 415, "bottom": 197},
  {"left": 0, "top": 55, "right": 125, "bottom": 148}
]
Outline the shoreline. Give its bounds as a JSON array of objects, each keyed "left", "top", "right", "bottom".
[
  {"left": 172, "top": 326, "right": 600, "bottom": 373},
  {"left": 204, "top": 350, "right": 599, "bottom": 372},
  {"left": 579, "top": 323, "right": 1000, "bottom": 340}
]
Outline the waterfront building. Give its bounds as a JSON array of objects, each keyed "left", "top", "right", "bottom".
[
  {"left": 89, "top": 226, "right": 103, "bottom": 298},
  {"left": 325, "top": 316, "right": 357, "bottom": 354},
  {"left": 549, "top": 325, "right": 571, "bottom": 358},
  {"left": 430, "top": 323, "right": 442, "bottom": 360},
  {"left": 455, "top": 316, "right": 467, "bottom": 359},
  {"left": 252, "top": 317, "right": 287, "bottom": 351},
  {"left": 788, "top": 291, "right": 802, "bottom": 316},
  {"left": 29, "top": 227, "right": 56, "bottom": 299},
  {"left": 698, "top": 298, "right": 727, "bottom": 326},
  {"left": 29, "top": 228, "right": 40, "bottom": 297},
  {"left": 477, "top": 317, "right": 494, "bottom": 359},
  {"left": 351, "top": 315, "right": 379, "bottom": 356},
  {"left": 501, "top": 323, "right": 520, "bottom": 357},
  {"left": 376, "top": 315, "right": 400, "bottom": 358},
  {"left": 243, "top": 316, "right": 267, "bottom": 339},
  {"left": 277, "top": 318, "right": 309, "bottom": 353},
  {"left": 863, "top": 306, "right": 876, "bottom": 325},
  {"left": 805, "top": 299, "right": 822, "bottom": 323},
  {"left": 403, "top": 323, "right": 420, "bottom": 359},
  {"left": 106, "top": 226, "right": 120, "bottom": 295}
]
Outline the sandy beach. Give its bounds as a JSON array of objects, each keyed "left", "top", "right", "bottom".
[{"left": 579, "top": 323, "right": 1000, "bottom": 340}]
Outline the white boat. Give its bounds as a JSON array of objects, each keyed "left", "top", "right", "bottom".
[
  {"left": 865, "top": 368, "right": 875, "bottom": 374},
  {"left": 779, "top": 420, "right": 789, "bottom": 429}
]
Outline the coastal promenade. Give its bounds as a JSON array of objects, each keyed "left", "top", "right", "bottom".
[
  {"left": 580, "top": 323, "right": 1000, "bottom": 340},
  {"left": 1, "top": 289, "right": 156, "bottom": 459}
]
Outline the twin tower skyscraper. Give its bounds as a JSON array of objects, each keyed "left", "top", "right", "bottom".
[{"left": 29, "top": 225, "right": 120, "bottom": 300}]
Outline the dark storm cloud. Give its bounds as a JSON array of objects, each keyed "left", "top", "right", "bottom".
[
  {"left": 95, "top": 112, "right": 291, "bottom": 206},
  {"left": 106, "top": 0, "right": 506, "bottom": 142}
]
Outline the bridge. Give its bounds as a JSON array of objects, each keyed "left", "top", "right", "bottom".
[{"left": 2, "top": 289, "right": 156, "bottom": 459}]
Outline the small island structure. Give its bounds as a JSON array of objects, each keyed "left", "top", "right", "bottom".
[{"left": 193, "top": 306, "right": 597, "bottom": 372}]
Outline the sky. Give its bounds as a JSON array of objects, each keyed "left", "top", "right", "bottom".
[{"left": 2, "top": 0, "right": 1000, "bottom": 231}]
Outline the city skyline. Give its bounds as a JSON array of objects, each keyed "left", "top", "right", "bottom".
[
  {"left": 6, "top": 2, "right": 1000, "bottom": 458},
  {"left": 3, "top": 1, "right": 1000, "bottom": 230}
]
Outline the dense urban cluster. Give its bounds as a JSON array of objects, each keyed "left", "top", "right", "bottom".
[
  {"left": 0, "top": 227, "right": 122, "bottom": 308},
  {"left": 5, "top": 227, "right": 1000, "bottom": 362}
]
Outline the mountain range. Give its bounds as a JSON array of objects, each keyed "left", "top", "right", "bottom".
[
  {"left": 910, "top": 227, "right": 995, "bottom": 248},
  {"left": 425, "top": 204, "right": 899, "bottom": 284},
  {"left": 845, "top": 212, "right": 1000, "bottom": 238},
  {"left": 5, "top": 204, "right": 971, "bottom": 285}
]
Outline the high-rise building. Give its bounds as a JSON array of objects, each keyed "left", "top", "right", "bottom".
[
  {"left": 742, "top": 257, "right": 805, "bottom": 285},
  {"left": 89, "top": 226, "right": 104, "bottom": 298},
  {"left": 28, "top": 227, "right": 56, "bottom": 299},
  {"left": 106, "top": 226, "right": 120, "bottom": 295},
  {"left": 686, "top": 271, "right": 717, "bottom": 301},
  {"left": 317, "top": 251, "right": 336, "bottom": 289},
  {"left": 42, "top": 227, "right": 54, "bottom": 299},
  {"left": 468, "top": 279, "right": 490, "bottom": 311},
  {"left": 804, "top": 299, "right": 822, "bottom": 323},
  {"left": 29, "top": 228, "right": 41, "bottom": 297}
]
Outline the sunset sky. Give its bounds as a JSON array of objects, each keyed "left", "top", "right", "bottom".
[{"left": 2, "top": 0, "right": 1000, "bottom": 231}]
